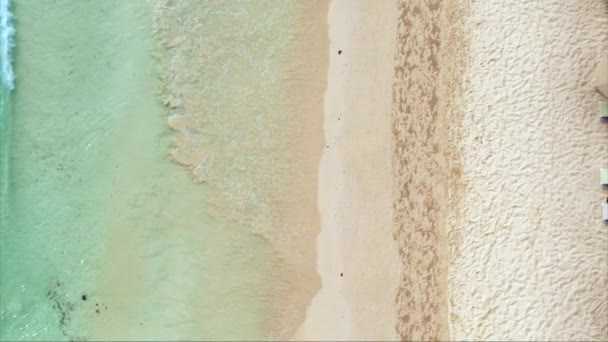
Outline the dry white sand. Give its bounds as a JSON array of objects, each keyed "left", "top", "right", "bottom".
[
  {"left": 594, "top": 54, "right": 608, "bottom": 98},
  {"left": 447, "top": 0, "right": 608, "bottom": 340},
  {"left": 292, "top": 0, "right": 401, "bottom": 340}
]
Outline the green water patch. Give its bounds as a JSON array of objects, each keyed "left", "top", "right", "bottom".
[{"left": 0, "top": 1, "right": 283, "bottom": 340}]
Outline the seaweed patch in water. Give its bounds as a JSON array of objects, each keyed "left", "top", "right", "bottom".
[
  {"left": 46, "top": 280, "right": 88, "bottom": 341},
  {"left": 47, "top": 281, "right": 75, "bottom": 328}
]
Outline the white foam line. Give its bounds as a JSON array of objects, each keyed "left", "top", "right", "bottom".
[{"left": 0, "top": 0, "right": 15, "bottom": 90}]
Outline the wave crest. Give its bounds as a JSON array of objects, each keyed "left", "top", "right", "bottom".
[{"left": 0, "top": 0, "right": 15, "bottom": 90}]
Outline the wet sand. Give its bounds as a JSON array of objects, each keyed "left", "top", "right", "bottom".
[{"left": 152, "top": 0, "right": 329, "bottom": 339}]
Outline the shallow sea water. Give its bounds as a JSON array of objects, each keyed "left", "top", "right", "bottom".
[{"left": 0, "top": 1, "right": 296, "bottom": 340}]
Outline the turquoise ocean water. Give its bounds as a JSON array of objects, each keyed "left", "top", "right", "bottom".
[{"left": 0, "top": 1, "right": 311, "bottom": 340}]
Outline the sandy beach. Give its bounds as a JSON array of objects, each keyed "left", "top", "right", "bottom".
[
  {"left": 297, "top": 0, "right": 607, "bottom": 340},
  {"left": 447, "top": 0, "right": 608, "bottom": 340},
  {"left": 1, "top": 0, "right": 607, "bottom": 340},
  {"left": 296, "top": 0, "right": 467, "bottom": 339}
]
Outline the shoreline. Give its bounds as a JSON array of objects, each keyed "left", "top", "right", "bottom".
[
  {"left": 265, "top": 1, "right": 329, "bottom": 339},
  {"left": 293, "top": 0, "right": 401, "bottom": 340},
  {"left": 2, "top": 0, "right": 604, "bottom": 340},
  {"left": 151, "top": 1, "right": 330, "bottom": 339}
]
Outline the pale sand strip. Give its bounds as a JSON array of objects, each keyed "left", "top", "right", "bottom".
[{"left": 292, "top": 0, "right": 401, "bottom": 340}]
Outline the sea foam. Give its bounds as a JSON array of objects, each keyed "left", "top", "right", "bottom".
[{"left": 0, "top": 0, "right": 14, "bottom": 90}]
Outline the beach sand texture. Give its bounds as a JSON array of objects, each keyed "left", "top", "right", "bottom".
[
  {"left": 297, "top": 0, "right": 467, "bottom": 340},
  {"left": 391, "top": 0, "right": 469, "bottom": 340},
  {"left": 294, "top": 0, "right": 400, "bottom": 340},
  {"left": 447, "top": 0, "right": 608, "bottom": 340},
  {"left": 302, "top": 0, "right": 607, "bottom": 340}
]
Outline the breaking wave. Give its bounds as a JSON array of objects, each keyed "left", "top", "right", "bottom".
[{"left": 0, "top": 0, "right": 15, "bottom": 90}]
